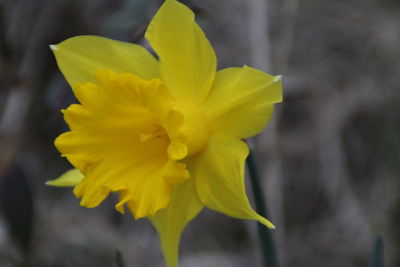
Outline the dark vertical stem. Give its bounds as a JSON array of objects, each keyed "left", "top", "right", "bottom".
[
  {"left": 115, "top": 250, "right": 125, "bottom": 267},
  {"left": 247, "top": 150, "right": 279, "bottom": 267},
  {"left": 367, "top": 235, "right": 384, "bottom": 267}
]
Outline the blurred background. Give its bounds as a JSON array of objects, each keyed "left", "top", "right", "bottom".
[{"left": 0, "top": 0, "right": 399, "bottom": 266}]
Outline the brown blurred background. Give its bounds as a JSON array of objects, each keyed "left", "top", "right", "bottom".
[{"left": 0, "top": 0, "right": 399, "bottom": 266}]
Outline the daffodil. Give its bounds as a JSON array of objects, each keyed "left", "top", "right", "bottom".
[{"left": 47, "top": 0, "right": 282, "bottom": 266}]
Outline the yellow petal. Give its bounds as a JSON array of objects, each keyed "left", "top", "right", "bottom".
[
  {"left": 204, "top": 66, "right": 282, "bottom": 139},
  {"left": 45, "top": 168, "right": 84, "bottom": 187},
  {"left": 149, "top": 169, "right": 203, "bottom": 267},
  {"left": 145, "top": 0, "right": 216, "bottom": 103},
  {"left": 194, "top": 134, "right": 274, "bottom": 228},
  {"left": 50, "top": 35, "right": 159, "bottom": 90}
]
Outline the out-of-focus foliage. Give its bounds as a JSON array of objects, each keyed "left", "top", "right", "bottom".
[{"left": 0, "top": 0, "right": 399, "bottom": 266}]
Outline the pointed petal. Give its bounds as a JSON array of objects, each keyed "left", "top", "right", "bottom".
[
  {"left": 149, "top": 172, "right": 203, "bottom": 267},
  {"left": 50, "top": 35, "right": 159, "bottom": 90},
  {"left": 194, "top": 134, "right": 274, "bottom": 228},
  {"left": 45, "top": 168, "right": 84, "bottom": 187},
  {"left": 145, "top": 0, "right": 216, "bottom": 102},
  {"left": 204, "top": 66, "right": 282, "bottom": 139}
]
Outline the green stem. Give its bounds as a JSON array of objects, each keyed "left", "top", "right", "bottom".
[
  {"left": 247, "top": 150, "right": 279, "bottom": 267},
  {"left": 115, "top": 250, "right": 125, "bottom": 267},
  {"left": 367, "top": 235, "right": 384, "bottom": 267}
]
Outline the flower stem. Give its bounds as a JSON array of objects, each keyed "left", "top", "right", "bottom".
[
  {"left": 247, "top": 150, "right": 279, "bottom": 267},
  {"left": 115, "top": 250, "right": 125, "bottom": 267},
  {"left": 367, "top": 235, "right": 384, "bottom": 267}
]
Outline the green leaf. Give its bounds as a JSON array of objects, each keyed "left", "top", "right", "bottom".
[
  {"left": 367, "top": 235, "right": 384, "bottom": 267},
  {"left": 115, "top": 250, "right": 125, "bottom": 267},
  {"left": 0, "top": 166, "right": 33, "bottom": 254}
]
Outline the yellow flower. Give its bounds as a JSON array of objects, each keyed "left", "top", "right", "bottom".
[{"left": 47, "top": 0, "right": 282, "bottom": 266}]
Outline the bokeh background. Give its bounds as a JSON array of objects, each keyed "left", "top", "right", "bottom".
[{"left": 0, "top": 0, "right": 399, "bottom": 266}]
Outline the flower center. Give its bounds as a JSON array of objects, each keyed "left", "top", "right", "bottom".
[{"left": 58, "top": 70, "right": 190, "bottom": 219}]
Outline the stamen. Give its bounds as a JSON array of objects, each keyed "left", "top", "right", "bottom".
[{"left": 139, "top": 125, "right": 167, "bottom": 142}]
